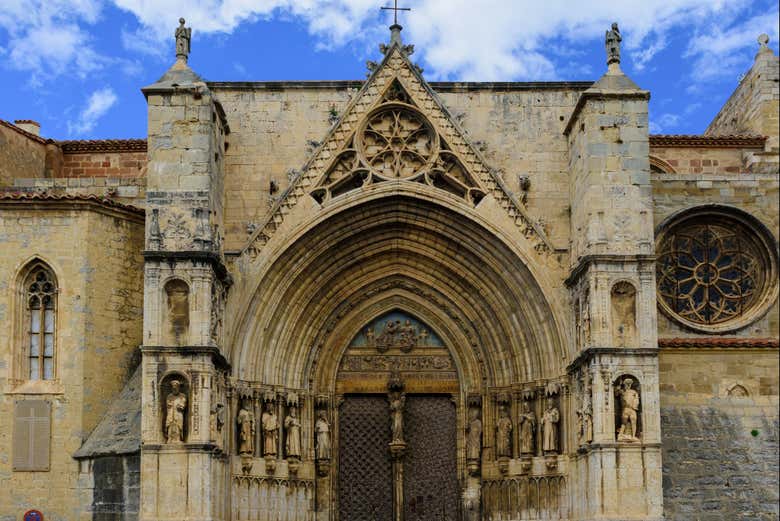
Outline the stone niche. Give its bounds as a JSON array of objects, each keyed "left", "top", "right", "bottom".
[
  {"left": 163, "top": 279, "right": 190, "bottom": 345},
  {"left": 611, "top": 281, "right": 637, "bottom": 347}
]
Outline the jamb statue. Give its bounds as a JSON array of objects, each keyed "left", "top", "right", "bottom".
[
  {"left": 495, "top": 404, "right": 513, "bottom": 458},
  {"left": 236, "top": 400, "right": 255, "bottom": 456}
]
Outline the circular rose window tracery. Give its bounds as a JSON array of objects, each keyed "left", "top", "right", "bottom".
[
  {"left": 355, "top": 103, "right": 438, "bottom": 180},
  {"left": 656, "top": 208, "right": 778, "bottom": 332}
]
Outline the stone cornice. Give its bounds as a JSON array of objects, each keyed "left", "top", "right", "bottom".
[
  {"left": 140, "top": 344, "right": 231, "bottom": 369},
  {"left": 207, "top": 80, "right": 595, "bottom": 91},
  {"left": 566, "top": 347, "right": 658, "bottom": 373},
  {"left": 564, "top": 89, "right": 651, "bottom": 136},
  {"left": 650, "top": 134, "right": 766, "bottom": 148},
  {"left": 565, "top": 254, "right": 656, "bottom": 286},
  {"left": 0, "top": 192, "right": 145, "bottom": 221},
  {"left": 143, "top": 251, "right": 232, "bottom": 283}
]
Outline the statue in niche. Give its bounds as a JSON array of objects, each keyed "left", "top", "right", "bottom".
[
  {"left": 518, "top": 400, "right": 536, "bottom": 455},
  {"left": 542, "top": 400, "right": 560, "bottom": 454},
  {"left": 284, "top": 406, "right": 302, "bottom": 459},
  {"left": 236, "top": 400, "right": 255, "bottom": 455},
  {"left": 175, "top": 18, "right": 191, "bottom": 61},
  {"left": 261, "top": 403, "right": 279, "bottom": 457},
  {"left": 164, "top": 379, "right": 187, "bottom": 443},
  {"left": 616, "top": 377, "right": 641, "bottom": 442},
  {"left": 315, "top": 410, "right": 331, "bottom": 460},
  {"left": 605, "top": 22, "right": 621, "bottom": 65},
  {"left": 495, "top": 404, "right": 513, "bottom": 458},
  {"left": 466, "top": 406, "right": 482, "bottom": 474}
]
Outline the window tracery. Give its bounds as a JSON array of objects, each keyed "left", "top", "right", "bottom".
[
  {"left": 656, "top": 209, "right": 777, "bottom": 331},
  {"left": 312, "top": 85, "right": 485, "bottom": 206},
  {"left": 24, "top": 265, "right": 57, "bottom": 380}
]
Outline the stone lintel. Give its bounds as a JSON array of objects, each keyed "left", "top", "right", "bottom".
[
  {"left": 564, "top": 89, "right": 651, "bottom": 136},
  {"left": 566, "top": 347, "right": 658, "bottom": 373},
  {"left": 143, "top": 250, "right": 232, "bottom": 283},
  {"left": 565, "top": 254, "right": 656, "bottom": 286}
]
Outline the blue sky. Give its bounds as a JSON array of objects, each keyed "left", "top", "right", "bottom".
[{"left": 0, "top": 0, "right": 777, "bottom": 140}]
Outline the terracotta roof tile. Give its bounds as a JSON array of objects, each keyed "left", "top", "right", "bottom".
[
  {"left": 0, "top": 191, "right": 144, "bottom": 215},
  {"left": 650, "top": 134, "right": 766, "bottom": 148},
  {"left": 659, "top": 337, "right": 779, "bottom": 348},
  {"left": 58, "top": 139, "right": 147, "bottom": 153}
]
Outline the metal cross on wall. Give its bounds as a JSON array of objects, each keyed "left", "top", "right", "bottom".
[{"left": 381, "top": 0, "right": 411, "bottom": 26}]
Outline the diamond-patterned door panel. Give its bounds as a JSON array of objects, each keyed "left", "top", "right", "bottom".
[
  {"left": 403, "top": 395, "right": 460, "bottom": 521},
  {"left": 338, "top": 395, "right": 393, "bottom": 521}
]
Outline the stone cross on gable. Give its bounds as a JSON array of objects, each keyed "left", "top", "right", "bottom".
[{"left": 381, "top": 0, "right": 411, "bottom": 26}]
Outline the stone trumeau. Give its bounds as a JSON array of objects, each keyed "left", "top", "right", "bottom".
[
  {"left": 564, "top": 23, "right": 662, "bottom": 520},
  {"left": 139, "top": 18, "right": 232, "bottom": 521}
]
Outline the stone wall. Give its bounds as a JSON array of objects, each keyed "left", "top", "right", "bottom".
[
  {"left": 61, "top": 151, "right": 147, "bottom": 179},
  {"left": 0, "top": 204, "right": 144, "bottom": 521},
  {"left": 706, "top": 47, "right": 780, "bottom": 150},
  {"left": 82, "top": 455, "right": 141, "bottom": 521},
  {"left": 211, "top": 83, "right": 585, "bottom": 251},
  {"left": 660, "top": 349, "right": 779, "bottom": 521},
  {"left": 0, "top": 122, "right": 48, "bottom": 185}
]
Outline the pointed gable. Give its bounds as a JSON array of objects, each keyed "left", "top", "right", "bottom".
[{"left": 243, "top": 36, "right": 554, "bottom": 258}]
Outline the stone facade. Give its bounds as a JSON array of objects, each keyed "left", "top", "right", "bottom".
[{"left": 0, "top": 24, "right": 777, "bottom": 521}]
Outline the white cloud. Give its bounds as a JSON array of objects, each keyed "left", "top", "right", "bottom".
[
  {"left": 109, "top": 0, "right": 774, "bottom": 83},
  {"left": 0, "top": 0, "right": 106, "bottom": 84},
  {"left": 67, "top": 87, "right": 118, "bottom": 135},
  {"left": 685, "top": 10, "right": 780, "bottom": 85},
  {"left": 649, "top": 112, "right": 682, "bottom": 133}
]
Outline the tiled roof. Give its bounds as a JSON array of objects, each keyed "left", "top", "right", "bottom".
[
  {"left": 0, "top": 191, "right": 144, "bottom": 215},
  {"left": 659, "top": 337, "right": 779, "bottom": 348},
  {"left": 58, "top": 139, "right": 147, "bottom": 153},
  {"left": 650, "top": 134, "right": 766, "bottom": 148}
]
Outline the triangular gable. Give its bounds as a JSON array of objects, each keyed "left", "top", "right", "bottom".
[{"left": 243, "top": 41, "right": 554, "bottom": 257}]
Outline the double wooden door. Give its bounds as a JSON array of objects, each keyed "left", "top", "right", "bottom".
[{"left": 338, "top": 394, "right": 459, "bottom": 520}]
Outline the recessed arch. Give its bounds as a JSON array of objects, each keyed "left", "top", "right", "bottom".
[{"left": 228, "top": 187, "right": 569, "bottom": 392}]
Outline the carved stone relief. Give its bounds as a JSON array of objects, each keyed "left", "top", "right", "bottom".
[
  {"left": 495, "top": 404, "right": 513, "bottom": 459},
  {"left": 576, "top": 373, "right": 594, "bottom": 446}
]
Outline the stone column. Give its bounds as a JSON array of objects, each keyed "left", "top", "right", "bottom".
[{"left": 563, "top": 56, "right": 662, "bottom": 520}]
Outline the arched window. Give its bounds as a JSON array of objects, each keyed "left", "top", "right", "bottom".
[{"left": 24, "top": 265, "right": 57, "bottom": 380}]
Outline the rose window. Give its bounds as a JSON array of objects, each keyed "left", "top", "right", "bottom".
[{"left": 656, "top": 211, "right": 777, "bottom": 331}]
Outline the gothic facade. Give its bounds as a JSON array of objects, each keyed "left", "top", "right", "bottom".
[{"left": 0, "top": 22, "right": 778, "bottom": 521}]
